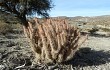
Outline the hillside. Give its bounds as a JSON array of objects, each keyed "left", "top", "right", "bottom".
[
  {"left": 0, "top": 10, "right": 110, "bottom": 26},
  {"left": 0, "top": 11, "right": 20, "bottom": 24},
  {"left": 69, "top": 15, "right": 110, "bottom": 26}
]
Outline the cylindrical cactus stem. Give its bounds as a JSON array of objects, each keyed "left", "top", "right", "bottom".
[{"left": 25, "top": 18, "right": 87, "bottom": 64}]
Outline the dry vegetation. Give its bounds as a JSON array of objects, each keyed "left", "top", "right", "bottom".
[
  {"left": 23, "top": 18, "right": 87, "bottom": 64},
  {"left": 0, "top": 22, "right": 22, "bottom": 35},
  {"left": 0, "top": 22, "right": 12, "bottom": 34},
  {"left": 0, "top": 11, "right": 22, "bottom": 34}
]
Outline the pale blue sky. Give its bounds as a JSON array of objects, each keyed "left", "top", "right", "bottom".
[{"left": 50, "top": 0, "right": 110, "bottom": 17}]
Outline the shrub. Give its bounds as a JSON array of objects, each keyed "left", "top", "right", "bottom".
[
  {"left": 23, "top": 18, "right": 87, "bottom": 64},
  {"left": 89, "top": 27, "right": 99, "bottom": 34},
  {"left": 0, "top": 22, "right": 13, "bottom": 34},
  {"left": 101, "top": 28, "right": 110, "bottom": 32}
]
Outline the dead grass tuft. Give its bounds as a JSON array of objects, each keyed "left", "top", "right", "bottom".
[{"left": 0, "top": 22, "right": 13, "bottom": 34}]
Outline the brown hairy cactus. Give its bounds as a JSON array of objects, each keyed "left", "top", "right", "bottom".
[{"left": 23, "top": 18, "right": 87, "bottom": 64}]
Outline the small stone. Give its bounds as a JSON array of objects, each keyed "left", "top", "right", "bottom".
[
  {"left": 0, "top": 65, "right": 5, "bottom": 70},
  {"left": 13, "top": 46, "right": 21, "bottom": 50},
  {"left": 0, "top": 53, "right": 3, "bottom": 59},
  {"left": 7, "top": 42, "right": 15, "bottom": 47},
  {"left": 3, "top": 60, "right": 6, "bottom": 63}
]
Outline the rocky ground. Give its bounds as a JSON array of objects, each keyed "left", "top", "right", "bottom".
[{"left": 0, "top": 31, "right": 110, "bottom": 70}]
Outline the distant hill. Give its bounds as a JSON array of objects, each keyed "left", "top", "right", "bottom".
[
  {"left": 0, "top": 11, "right": 110, "bottom": 26},
  {"left": 53, "top": 15, "right": 110, "bottom": 26},
  {"left": 80, "top": 15, "right": 110, "bottom": 25}
]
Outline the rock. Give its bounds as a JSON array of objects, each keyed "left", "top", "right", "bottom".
[
  {"left": 6, "top": 41, "right": 15, "bottom": 47},
  {"left": 0, "top": 65, "right": 5, "bottom": 70},
  {"left": 13, "top": 46, "right": 21, "bottom": 50},
  {"left": 0, "top": 53, "right": 3, "bottom": 59}
]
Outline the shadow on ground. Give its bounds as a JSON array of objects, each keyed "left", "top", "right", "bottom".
[
  {"left": 64, "top": 47, "right": 110, "bottom": 67},
  {"left": 89, "top": 33, "right": 110, "bottom": 38},
  {"left": 81, "top": 32, "right": 110, "bottom": 38}
]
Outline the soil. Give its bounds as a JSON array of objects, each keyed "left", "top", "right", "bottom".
[{"left": 0, "top": 31, "right": 110, "bottom": 70}]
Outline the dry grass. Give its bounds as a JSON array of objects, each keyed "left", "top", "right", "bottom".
[
  {"left": 0, "top": 22, "right": 13, "bottom": 34},
  {"left": 101, "top": 28, "right": 110, "bottom": 32},
  {"left": 23, "top": 18, "right": 87, "bottom": 64},
  {"left": 0, "top": 21, "right": 22, "bottom": 34}
]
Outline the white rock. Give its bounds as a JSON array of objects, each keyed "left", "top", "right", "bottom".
[{"left": 0, "top": 65, "right": 5, "bottom": 70}]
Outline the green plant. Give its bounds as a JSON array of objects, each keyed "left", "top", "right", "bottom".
[{"left": 0, "top": 0, "right": 53, "bottom": 28}]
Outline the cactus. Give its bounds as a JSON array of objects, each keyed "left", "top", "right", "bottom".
[{"left": 23, "top": 18, "right": 87, "bottom": 64}]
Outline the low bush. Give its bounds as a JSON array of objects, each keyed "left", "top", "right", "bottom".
[
  {"left": 89, "top": 27, "right": 99, "bottom": 34},
  {"left": 0, "top": 21, "right": 23, "bottom": 34},
  {"left": 0, "top": 22, "right": 13, "bottom": 34},
  {"left": 101, "top": 28, "right": 110, "bottom": 32},
  {"left": 23, "top": 18, "right": 87, "bottom": 64}
]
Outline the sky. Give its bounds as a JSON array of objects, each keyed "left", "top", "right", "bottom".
[{"left": 50, "top": 0, "right": 110, "bottom": 17}]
